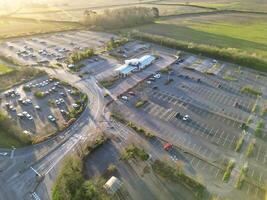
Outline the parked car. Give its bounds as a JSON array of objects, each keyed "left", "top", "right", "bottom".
[
  {"left": 182, "top": 115, "right": 190, "bottom": 121},
  {"left": 121, "top": 96, "right": 128, "bottom": 101},
  {"left": 163, "top": 143, "right": 173, "bottom": 151},
  {"left": 48, "top": 115, "right": 56, "bottom": 122}
]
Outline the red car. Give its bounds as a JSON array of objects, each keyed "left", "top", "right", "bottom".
[{"left": 163, "top": 143, "right": 173, "bottom": 151}]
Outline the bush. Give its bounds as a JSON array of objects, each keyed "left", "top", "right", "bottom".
[
  {"left": 241, "top": 85, "right": 262, "bottom": 96},
  {"left": 121, "top": 144, "right": 149, "bottom": 161},
  {"left": 131, "top": 31, "right": 267, "bottom": 72},
  {"left": 99, "top": 76, "right": 119, "bottom": 88},
  {"left": 135, "top": 100, "right": 147, "bottom": 108},
  {"left": 34, "top": 91, "right": 45, "bottom": 99},
  {"left": 222, "top": 160, "right": 235, "bottom": 182},
  {"left": 68, "top": 49, "right": 94, "bottom": 64},
  {"left": 23, "top": 85, "right": 31, "bottom": 92},
  {"left": 235, "top": 165, "right": 248, "bottom": 189},
  {"left": 107, "top": 37, "right": 129, "bottom": 50},
  {"left": 235, "top": 135, "right": 244, "bottom": 152},
  {"left": 255, "top": 121, "right": 263, "bottom": 137},
  {"left": 246, "top": 140, "right": 256, "bottom": 157},
  {"left": 159, "top": 67, "right": 172, "bottom": 74}
]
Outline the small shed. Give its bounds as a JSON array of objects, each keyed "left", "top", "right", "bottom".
[{"left": 103, "top": 176, "right": 122, "bottom": 194}]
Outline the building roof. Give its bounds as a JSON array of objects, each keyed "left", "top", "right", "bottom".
[
  {"left": 139, "top": 55, "right": 155, "bottom": 64},
  {"left": 115, "top": 64, "right": 136, "bottom": 74},
  {"left": 103, "top": 176, "right": 122, "bottom": 194}
]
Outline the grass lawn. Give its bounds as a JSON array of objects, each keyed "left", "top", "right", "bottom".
[
  {"left": 0, "top": 17, "right": 83, "bottom": 39},
  {"left": 0, "top": 64, "right": 13, "bottom": 75},
  {"left": 130, "top": 13, "right": 267, "bottom": 59}
]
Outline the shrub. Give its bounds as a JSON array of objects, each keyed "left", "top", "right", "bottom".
[
  {"left": 235, "top": 165, "right": 248, "bottom": 189},
  {"left": 23, "top": 85, "right": 31, "bottom": 92},
  {"left": 121, "top": 144, "right": 149, "bottom": 161},
  {"left": 255, "top": 121, "right": 263, "bottom": 137},
  {"left": 241, "top": 86, "right": 261, "bottom": 96},
  {"left": 68, "top": 49, "right": 94, "bottom": 64},
  {"left": 222, "top": 160, "right": 235, "bottom": 182},
  {"left": 135, "top": 100, "right": 147, "bottom": 108},
  {"left": 246, "top": 140, "right": 256, "bottom": 157},
  {"left": 235, "top": 135, "right": 244, "bottom": 152},
  {"left": 34, "top": 91, "right": 45, "bottom": 99}
]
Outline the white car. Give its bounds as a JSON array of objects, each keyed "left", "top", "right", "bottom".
[
  {"left": 182, "top": 115, "right": 190, "bottom": 121},
  {"left": 35, "top": 105, "right": 41, "bottom": 110},
  {"left": 146, "top": 81, "right": 152, "bottom": 84},
  {"left": 26, "top": 114, "right": 33, "bottom": 120},
  {"left": 0, "top": 152, "right": 8, "bottom": 156},
  {"left": 72, "top": 103, "right": 79, "bottom": 108},
  {"left": 154, "top": 73, "right": 161, "bottom": 79},
  {"left": 26, "top": 99, "right": 32, "bottom": 104},
  {"left": 23, "top": 130, "right": 32, "bottom": 135},
  {"left": 17, "top": 113, "right": 23, "bottom": 118},
  {"left": 48, "top": 115, "right": 56, "bottom": 122},
  {"left": 121, "top": 96, "right": 128, "bottom": 101}
]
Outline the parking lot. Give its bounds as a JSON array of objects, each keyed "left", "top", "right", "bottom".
[
  {"left": 108, "top": 53, "right": 267, "bottom": 200},
  {"left": 0, "top": 30, "right": 116, "bottom": 66},
  {"left": 0, "top": 75, "right": 85, "bottom": 137}
]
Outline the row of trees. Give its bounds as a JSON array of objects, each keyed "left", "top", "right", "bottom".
[
  {"left": 82, "top": 7, "right": 159, "bottom": 29},
  {"left": 131, "top": 31, "right": 267, "bottom": 72},
  {"left": 52, "top": 155, "right": 110, "bottom": 200}
]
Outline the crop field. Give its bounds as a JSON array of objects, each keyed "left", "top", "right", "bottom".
[
  {"left": 0, "top": 18, "right": 82, "bottom": 39},
  {"left": 131, "top": 13, "right": 267, "bottom": 58}
]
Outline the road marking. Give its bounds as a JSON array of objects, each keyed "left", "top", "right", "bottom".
[
  {"left": 30, "top": 167, "right": 41, "bottom": 177},
  {"left": 10, "top": 148, "right": 16, "bottom": 159},
  {"left": 32, "top": 192, "right": 41, "bottom": 200}
]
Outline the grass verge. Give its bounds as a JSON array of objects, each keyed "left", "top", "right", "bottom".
[
  {"left": 222, "top": 160, "right": 235, "bottom": 182},
  {"left": 152, "top": 159, "right": 205, "bottom": 199}
]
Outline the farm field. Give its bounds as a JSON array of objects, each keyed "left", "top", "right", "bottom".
[
  {"left": 0, "top": 17, "right": 82, "bottom": 39},
  {"left": 130, "top": 13, "right": 267, "bottom": 59},
  {"left": 156, "top": 0, "right": 267, "bottom": 12},
  {"left": 11, "top": 4, "right": 212, "bottom": 21}
]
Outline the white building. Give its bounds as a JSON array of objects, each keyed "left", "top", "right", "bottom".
[
  {"left": 103, "top": 176, "right": 122, "bottom": 194},
  {"left": 115, "top": 55, "right": 156, "bottom": 77}
]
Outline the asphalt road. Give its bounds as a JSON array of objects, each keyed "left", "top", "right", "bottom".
[{"left": 0, "top": 68, "right": 106, "bottom": 200}]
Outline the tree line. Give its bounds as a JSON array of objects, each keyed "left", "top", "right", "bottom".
[
  {"left": 131, "top": 31, "right": 267, "bottom": 72},
  {"left": 82, "top": 7, "right": 159, "bottom": 30}
]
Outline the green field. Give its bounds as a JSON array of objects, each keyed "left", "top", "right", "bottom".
[
  {"left": 156, "top": 0, "right": 267, "bottom": 12},
  {"left": 0, "top": 17, "right": 82, "bottom": 39},
  {"left": 130, "top": 13, "right": 267, "bottom": 59},
  {"left": 12, "top": 4, "right": 212, "bottom": 21},
  {"left": 0, "top": 64, "right": 13, "bottom": 75}
]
